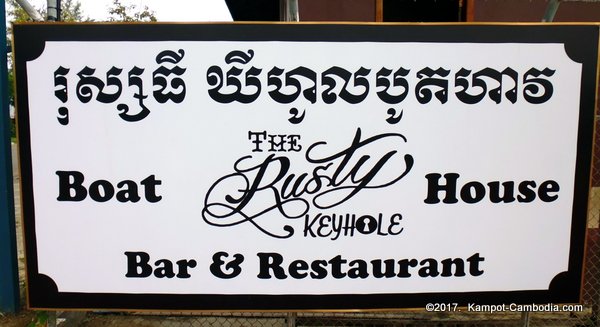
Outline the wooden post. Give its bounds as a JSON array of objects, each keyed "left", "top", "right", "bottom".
[{"left": 376, "top": 0, "right": 383, "bottom": 22}]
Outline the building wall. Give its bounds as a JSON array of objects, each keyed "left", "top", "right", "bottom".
[
  {"left": 472, "top": 0, "right": 600, "bottom": 22},
  {"left": 298, "top": 0, "right": 377, "bottom": 22},
  {"left": 297, "top": 0, "right": 600, "bottom": 23}
]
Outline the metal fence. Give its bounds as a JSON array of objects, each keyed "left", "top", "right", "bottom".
[{"left": 72, "top": 309, "right": 595, "bottom": 326}]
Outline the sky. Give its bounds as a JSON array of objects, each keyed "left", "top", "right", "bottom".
[{"left": 26, "top": 0, "right": 233, "bottom": 22}]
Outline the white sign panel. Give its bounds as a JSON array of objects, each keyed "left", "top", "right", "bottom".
[{"left": 14, "top": 24, "right": 598, "bottom": 310}]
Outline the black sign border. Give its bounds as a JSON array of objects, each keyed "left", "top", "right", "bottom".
[{"left": 13, "top": 23, "right": 599, "bottom": 311}]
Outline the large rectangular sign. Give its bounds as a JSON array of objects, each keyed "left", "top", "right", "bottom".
[{"left": 13, "top": 24, "right": 599, "bottom": 310}]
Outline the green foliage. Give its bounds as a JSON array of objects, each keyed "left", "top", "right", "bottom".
[
  {"left": 6, "top": 0, "right": 92, "bottom": 140},
  {"left": 5, "top": 0, "right": 157, "bottom": 138},
  {"left": 7, "top": 68, "right": 13, "bottom": 105},
  {"left": 59, "top": 0, "right": 92, "bottom": 22},
  {"left": 6, "top": 0, "right": 32, "bottom": 23},
  {"left": 6, "top": 0, "right": 158, "bottom": 26},
  {"left": 6, "top": 0, "right": 91, "bottom": 23},
  {"left": 108, "top": 0, "right": 157, "bottom": 22},
  {"left": 26, "top": 311, "right": 48, "bottom": 327}
]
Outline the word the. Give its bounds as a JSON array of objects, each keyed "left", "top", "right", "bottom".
[{"left": 248, "top": 130, "right": 302, "bottom": 152}]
